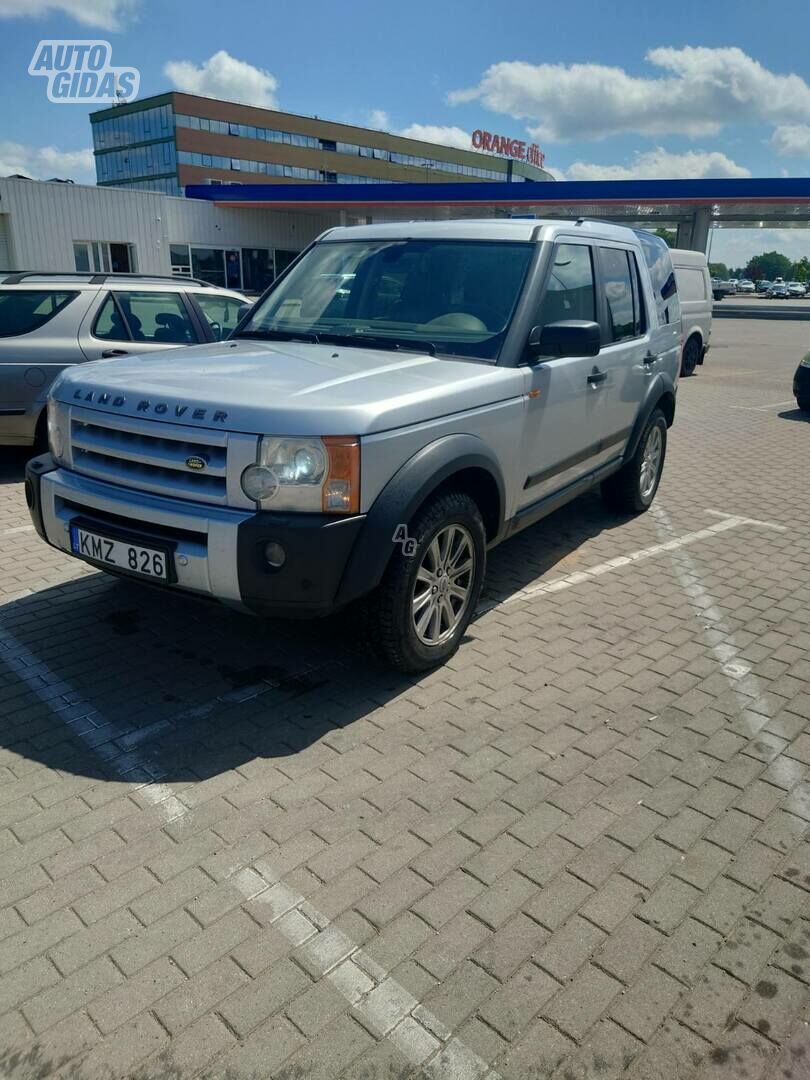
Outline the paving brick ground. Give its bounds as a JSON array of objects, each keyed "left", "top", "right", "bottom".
[{"left": 0, "top": 316, "right": 808, "bottom": 1079}]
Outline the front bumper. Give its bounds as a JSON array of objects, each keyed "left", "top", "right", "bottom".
[
  {"left": 26, "top": 457, "right": 366, "bottom": 617},
  {"left": 794, "top": 362, "right": 810, "bottom": 400}
]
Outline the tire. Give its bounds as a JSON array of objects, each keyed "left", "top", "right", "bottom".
[
  {"left": 681, "top": 336, "right": 701, "bottom": 378},
  {"left": 601, "top": 409, "right": 667, "bottom": 515},
  {"left": 32, "top": 409, "right": 48, "bottom": 456},
  {"left": 368, "top": 490, "right": 486, "bottom": 673},
  {"left": 797, "top": 397, "right": 810, "bottom": 414}
]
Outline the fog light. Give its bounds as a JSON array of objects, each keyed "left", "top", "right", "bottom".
[
  {"left": 241, "top": 464, "right": 279, "bottom": 502},
  {"left": 264, "top": 541, "right": 286, "bottom": 569}
]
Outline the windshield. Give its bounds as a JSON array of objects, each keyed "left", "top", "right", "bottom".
[{"left": 236, "top": 238, "right": 535, "bottom": 360}]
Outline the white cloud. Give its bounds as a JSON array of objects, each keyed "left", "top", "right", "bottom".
[
  {"left": 711, "top": 228, "right": 810, "bottom": 268},
  {"left": 450, "top": 46, "right": 810, "bottom": 142},
  {"left": 0, "top": 0, "right": 137, "bottom": 29},
  {"left": 0, "top": 141, "right": 94, "bottom": 182},
  {"left": 165, "top": 50, "right": 279, "bottom": 109},
  {"left": 395, "top": 123, "right": 470, "bottom": 150},
  {"left": 771, "top": 125, "right": 810, "bottom": 157},
  {"left": 368, "top": 109, "right": 390, "bottom": 130},
  {"left": 563, "top": 147, "right": 750, "bottom": 181}
]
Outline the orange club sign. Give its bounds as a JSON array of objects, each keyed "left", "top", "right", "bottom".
[{"left": 471, "top": 129, "right": 545, "bottom": 168}]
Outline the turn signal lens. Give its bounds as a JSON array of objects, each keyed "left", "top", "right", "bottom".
[{"left": 323, "top": 437, "right": 360, "bottom": 514}]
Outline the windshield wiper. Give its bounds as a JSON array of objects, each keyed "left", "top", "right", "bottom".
[
  {"left": 318, "top": 332, "right": 437, "bottom": 357},
  {"left": 236, "top": 328, "right": 321, "bottom": 344}
]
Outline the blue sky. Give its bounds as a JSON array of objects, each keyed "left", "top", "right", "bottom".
[{"left": 3, "top": 0, "right": 810, "bottom": 265}]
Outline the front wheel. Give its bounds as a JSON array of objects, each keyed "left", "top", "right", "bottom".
[
  {"left": 369, "top": 490, "right": 486, "bottom": 673},
  {"left": 797, "top": 397, "right": 810, "bottom": 414},
  {"left": 601, "top": 410, "right": 667, "bottom": 514}
]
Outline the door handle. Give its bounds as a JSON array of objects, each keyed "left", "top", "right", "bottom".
[
  {"left": 587, "top": 369, "right": 607, "bottom": 386},
  {"left": 643, "top": 351, "right": 659, "bottom": 365},
  {"left": 101, "top": 349, "right": 128, "bottom": 358}
]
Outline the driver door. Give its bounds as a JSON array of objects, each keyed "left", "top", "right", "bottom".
[{"left": 518, "top": 240, "right": 613, "bottom": 508}]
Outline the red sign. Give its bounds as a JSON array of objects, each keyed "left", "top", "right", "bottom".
[{"left": 471, "top": 129, "right": 545, "bottom": 169}]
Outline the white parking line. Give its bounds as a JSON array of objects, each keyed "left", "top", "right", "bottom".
[
  {"left": 728, "top": 400, "right": 796, "bottom": 411},
  {"left": 652, "top": 504, "right": 801, "bottom": 793},
  {"left": 0, "top": 524, "right": 34, "bottom": 537},
  {"left": 0, "top": 627, "right": 500, "bottom": 1080},
  {"left": 483, "top": 511, "right": 785, "bottom": 612}
]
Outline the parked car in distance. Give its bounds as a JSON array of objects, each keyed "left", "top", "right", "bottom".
[
  {"left": 756, "top": 280, "right": 773, "bottom": 293},
  {"left": 768, "top": 282, "right": 790, "bottom": 299},
  {"left": 671, "top": 248, "right": 711, "bottom": 377},
  {"left": 787, "top": 281, "right": 807, "bottom": 298},
  {"left": 736, "top": 279, "right": 756, "bottom": 294},
  {"left": 794, "top": 352, "right": 810, "bottom": 413},
  {"left": 0, "top": 273, "right": 252, "bottom": 449},
  {"left": 711, "top": 278, "right": 735, "bottom": 301},
  {"left": 27, "top": 220, "right": 682, "bottom": 672}
]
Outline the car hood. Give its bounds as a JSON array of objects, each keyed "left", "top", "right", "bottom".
[{"left": 54, "top": 338, "right": 524, "bottom": 436}]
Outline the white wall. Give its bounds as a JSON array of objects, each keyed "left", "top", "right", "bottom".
[
  {"left": 0, "top": 178, "right": 171, "bottom": 273},
  {"left": 164, "top": 199, "right": 330, "bottom": 252},
  {"left": 0, "top": 177, "right": 334, "bottom": 276}
]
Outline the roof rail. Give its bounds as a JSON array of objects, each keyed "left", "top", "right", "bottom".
[{"left": 1, "top": 271, "right": 217, "bottom": 287}]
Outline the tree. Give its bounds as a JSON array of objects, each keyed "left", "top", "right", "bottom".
[
  {"left": 745, "top": 251, "right": 793, "bottom": 282},
  {"left": 792, "top": 256, "right": 810, "bottom": 282},
  {"left": 654, "top": 228, "right": 676, "bottom": 248},
  {"left": 709, "top": 262, "right": 729, "bottom": 279}
]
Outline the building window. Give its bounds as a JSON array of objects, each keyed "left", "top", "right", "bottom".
[
  {"left": 182, "top": 246, "right": 243, "bottom": 289},
  {"left": 73, "top": 241, "right": 136, "bottom": 274},
  {"left": 241, "top": 248, "right": 274, "bottom": 292},
  {"left": 170, "top": 244, "right": 191, "bottom": 276},
  {"left": 73, "top": 242, "right": 91, "bottom": 273}
]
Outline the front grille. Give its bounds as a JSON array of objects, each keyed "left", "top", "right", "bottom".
[{"left": 69, "top": 406, "right": 231, "bottom": 506}]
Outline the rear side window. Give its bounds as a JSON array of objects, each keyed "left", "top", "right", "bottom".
[
  {"left": 676, "top": 267, "right": 707, "bottom": 302},
  {"left": 599, "top": 248, "right": 643, "bottom": 342},
  {"left": 0, "top": 290, "right": 79, "bottom": 338},
  {"left": 636, "top": 232, "right": 679, "bottom": 325}
]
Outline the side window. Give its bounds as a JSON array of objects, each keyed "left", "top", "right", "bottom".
[
  {"left": 193, "top": 294, "right": 251, "bottom": 340},
  {"left": 536, "top": 243, "right": 596, "bottom": 327},
  {"left": 115, "top": 291, "right": 197, "bottom": 344},
  {"left": 93, "top": 293, "right": 130, "bottom": 342},
  {"left": 599, "top": 248, "right": 638, "bottom": 343},
  {"left": 0, "top": 290, "right": 79, "bottom": 338}
]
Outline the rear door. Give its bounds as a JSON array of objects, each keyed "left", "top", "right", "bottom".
[
  {"left": 592, "top": 244, "right": 651, "bottom": 448},
  {"left": 78, "top": 289, "right": 201, "bottom": 361}
]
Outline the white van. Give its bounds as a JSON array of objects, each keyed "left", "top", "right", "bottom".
[{"left": 670, "top": 249, "right": 712, "bottom": 377}]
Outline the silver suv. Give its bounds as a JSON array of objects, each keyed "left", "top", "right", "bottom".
[
  {"left": 27, "top": 220, "right": 682, "bottom": 671},
  {"left": 0, "top": 273, "right": 251, "bottom": 448}
]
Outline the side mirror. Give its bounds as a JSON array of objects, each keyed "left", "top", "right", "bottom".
[{"left": 528, "top": 320, "right": 601, "bottom": 360}]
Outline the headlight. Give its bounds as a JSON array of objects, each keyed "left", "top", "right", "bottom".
[
  {"left": 241, "top": 435, "right": 360, "bottom": 513},
  {"left": 47, "top": 399, "right": 68, "bottom": 463},
  {"left": 801, "top": 353, "right": 810, "bottom": 367}
]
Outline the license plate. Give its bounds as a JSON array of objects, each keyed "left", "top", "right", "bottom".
[{"left": 70, "top": 524, "right": 170, "bottom": 581}]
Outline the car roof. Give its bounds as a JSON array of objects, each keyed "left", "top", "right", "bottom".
[
  {"left": 0, "top": 277, "right": 247, "bottom": 302},
  {"left": 669, "top": 248, "right": 709, "bottom": 268},
  {"left": 318, "top": 217, "right": 645, "bottom": 245}
]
